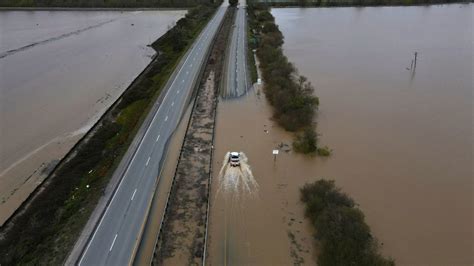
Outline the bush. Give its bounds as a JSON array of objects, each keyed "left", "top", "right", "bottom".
[
  {"left": 317, "top": 146, "right": 331, "bottom": 156},
  {"left": 293, "top": 127, "right": 318, "bottom": 154},
  {"left": 301, "top": 180, "right": 394, "bottom": 266}
]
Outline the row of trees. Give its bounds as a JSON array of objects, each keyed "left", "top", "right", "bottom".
[
  {"left": 301, "top": 180, "right": 395, "bottom": 266},
  {"left": 0, "top": 0, "right": 216, "bottom": 7},
  {"left": 0, "top": 4, "right": 220, "bottom": 265},
  {"left": 248, "top": 4, "right": 329, "bottom": 155}
]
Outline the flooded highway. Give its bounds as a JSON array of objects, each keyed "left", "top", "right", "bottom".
[
  {"left": 208, "top": 3, "right": 472, "bottom": 265},
  {"left": 0, "top": 9, "right": 185, "bottom": 225}
]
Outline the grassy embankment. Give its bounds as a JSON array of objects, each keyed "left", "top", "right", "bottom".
[
  {"left": 0, "top": 4, "right": 220, "bottom": 265},
  {"left": 301, "top": 180, "right": 394, "bottom": 266},
  {"left": 251, "top": 0, "right": 469, "bottom": 7},
  {"left": 247, "top": 3, "right": 330, "bottom": 155},
  {"left": 0, "top": 0, "right": 214, "bottom": 7}
]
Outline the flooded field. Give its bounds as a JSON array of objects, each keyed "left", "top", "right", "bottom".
[
  {"left": 208, "top": 3, "right": 472, "bottom": 266},
  {"left": 0, "top": 9, "right": 185, "bottom": 225},
  {"left": 272, "top": 5, "right": 472, "bottom": 264}
]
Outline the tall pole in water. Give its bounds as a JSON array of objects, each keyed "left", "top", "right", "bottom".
[{"left": 414, "top": 51, "right": 418, "bottom": 70}]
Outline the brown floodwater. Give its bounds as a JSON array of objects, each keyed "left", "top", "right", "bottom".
[
  {"left": 208, "top": 4, "right": 472, "bottom": 266},
  {"left": 0, "top": 10, "right": 185, "bottom": 225}
]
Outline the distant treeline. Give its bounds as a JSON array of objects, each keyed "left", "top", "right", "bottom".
[
  {"left": 251, "top": 0, "right": 470, "bottom": 7},
  {"left": 301, "top": 179, "right": 394, "bottom": 266},
  {"left": 0, "top": 4, "right": 219, "bottom": 265},
  {"left": 0, "top": 0, "right": 216, "bottom": 8}
]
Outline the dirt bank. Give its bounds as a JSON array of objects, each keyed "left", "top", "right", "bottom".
[{"left": 153, "top": 7, "right": 235, "bottom": 265}]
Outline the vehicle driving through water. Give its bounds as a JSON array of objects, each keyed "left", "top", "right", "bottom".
[{"left": 228, "top": 152, "right": 240, "bottom": 167}]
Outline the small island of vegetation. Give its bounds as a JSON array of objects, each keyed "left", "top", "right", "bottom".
[{"left": 301, "top": 179, "right": 394, "bottom": 266}]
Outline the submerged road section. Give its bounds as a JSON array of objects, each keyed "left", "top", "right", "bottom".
[
  {"left": 222, "top": 4, "right": 249, "bottom": 98},
  {"left": 76, "top": 5, "right": 227, "bottom": 266}
]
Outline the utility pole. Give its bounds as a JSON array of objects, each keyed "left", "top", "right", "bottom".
[{"left": 414, "top": 51, "right": 418, "bottom": 70}]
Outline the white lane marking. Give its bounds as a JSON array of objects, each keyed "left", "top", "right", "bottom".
[
  {"left": 109, "top": 234, "right": 118, "bottom": 251},
  {"left": 190, "top": 64, "right": 193, "bottom": 67},
  {"left": 78, "top": 9, "right": 222, "bottom": 265},
  {"left": 165, "top": 116, "right": 168, "bottom": 122},
  {"left": 182, "top": 79, "right": 185, "bottom": 83},
  {"left": 177, "top": 90, "right": 180, "bottom": 94},
  {"left": 131, "top": 189, "right": 137, "bottom": 201},
  {"left": 171, "top": 102, "right": 174, "bottom": 107},
  {"left": 193, "top": 57, "right": 196, "bottom": 61},
  {"left": 146, "top": 157, "right": 151, "bottom": 166},
  {"left": 156, "top": 134, "right": 160, "bottom": 142},
  {"left": 186, "top": 71, "right": 189, "bottom": 75}
]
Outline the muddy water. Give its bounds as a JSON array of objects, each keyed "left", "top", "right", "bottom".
[
  {"left": 208, "top": 4, "right": 472, "bottom": 266},
  {"left": 272, "top": 5, "right": 473, "bottom": 264},
  {"left": 208, "top": 86, "right": 316, "bottom": 265},
  {"left": 0, "top": 10, "right": 185, "bottom": 225}
]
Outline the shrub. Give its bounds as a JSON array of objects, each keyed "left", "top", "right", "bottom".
[
  {"left": 293, "top": 127, "right": 318, "bottom": 153},
  {"left": 300, "top": 180, "right": 394, "bottom": 266},
  {"left": 317, "top": 146, "right": 331, "bottom": 156}
]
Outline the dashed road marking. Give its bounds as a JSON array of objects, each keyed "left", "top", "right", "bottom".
[
  {"left": 109, "top": 234, "right": 118, "bottom": 252},
  {"left": 171, "top": 102, "right": 174, "bottom": 107},
  {"left": 156, "top": 134, "right": 160, "bottom": 142},
  {"left": 131, "top": 189, "right": 137, "bottom": 201},
  {"left": 146, "top": 157, "right": 151, "bottom": 166},
  {"left": 165, "top": 116, "right": 168, "bottom": 121}
]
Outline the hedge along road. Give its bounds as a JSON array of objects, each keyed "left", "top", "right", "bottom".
[{"left": 76, "top": 4, "right": 228, "bottom": 266}]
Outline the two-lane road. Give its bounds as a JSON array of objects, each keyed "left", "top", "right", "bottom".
[
  {"left": 77, "top": 5, "right": 227, "bottom": 266},
  {"left": 222, "top": 4, "right": 249, "bottom": 98}
]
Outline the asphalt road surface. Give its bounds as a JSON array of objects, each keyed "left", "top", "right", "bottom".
[
  {"left": 223, "top": 4, "right": 249, "bottom": 98},
  {"left": 77, "top": 5, "right": 227, "bottom": 266}
]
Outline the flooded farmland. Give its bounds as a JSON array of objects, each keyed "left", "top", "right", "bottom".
[
  {"left": 0, "top": 9, "right": 185, "bottom": 225},
  {"left": 208, "top": 3, "right": 472, "bottom": 266}
]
